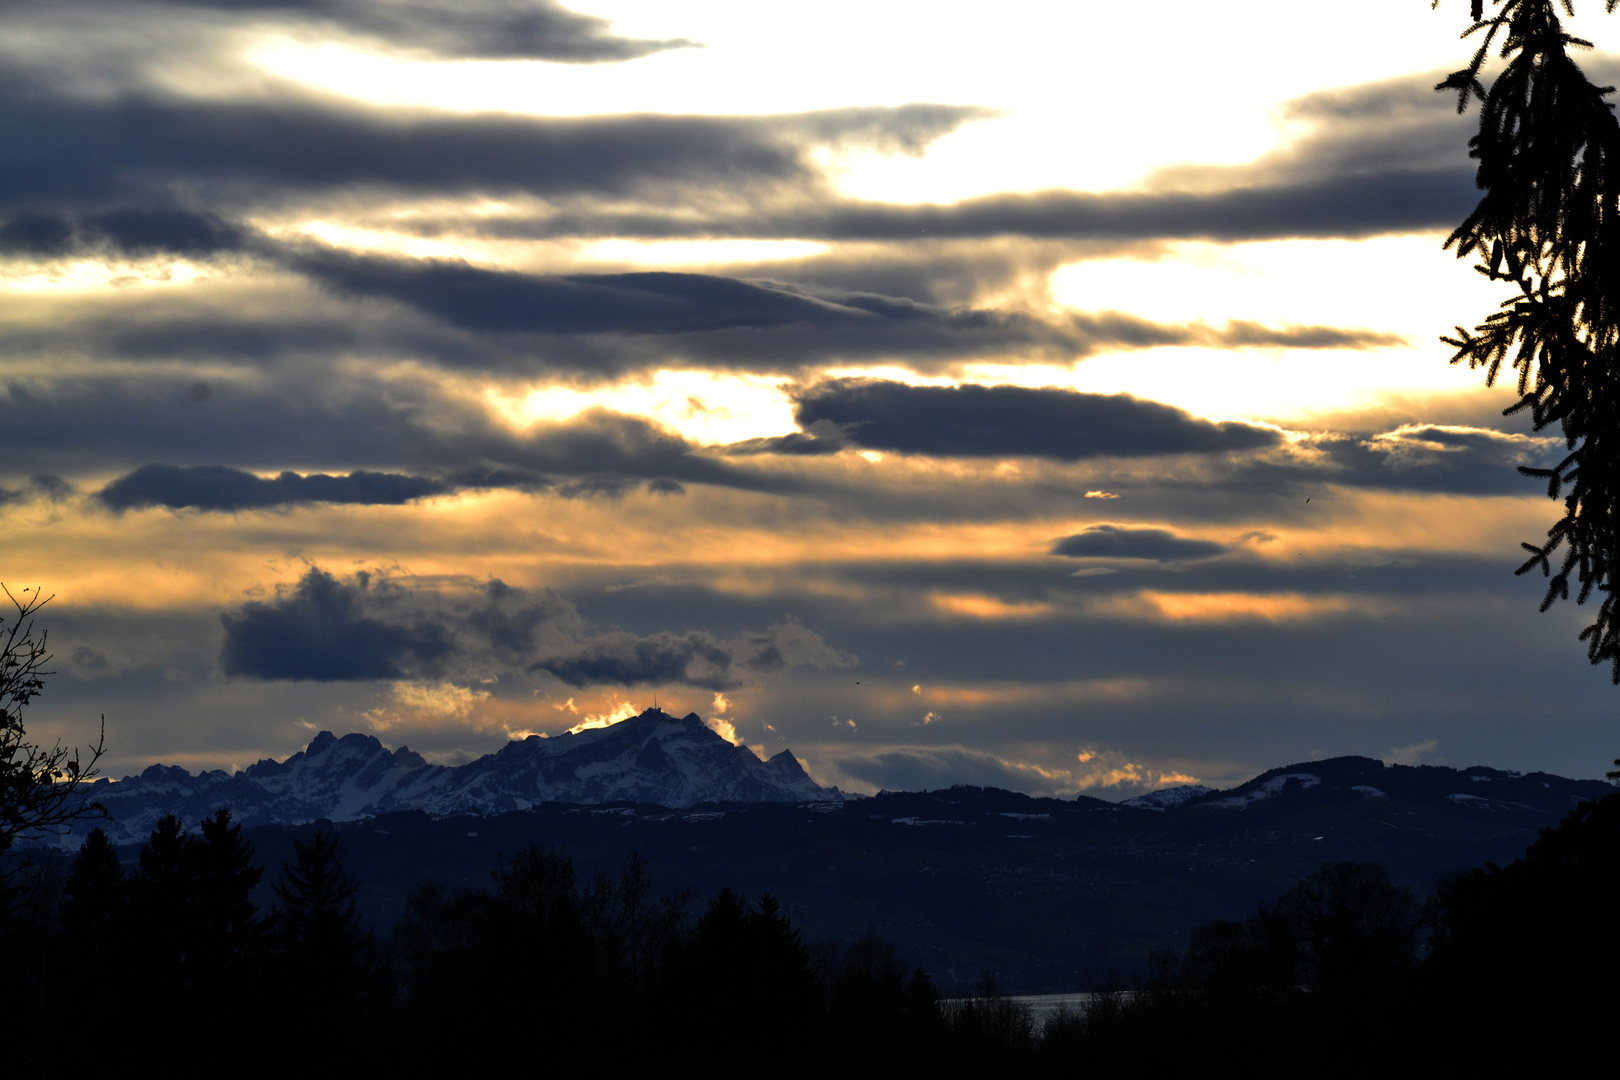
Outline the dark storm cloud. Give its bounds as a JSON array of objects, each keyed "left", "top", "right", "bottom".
[
  {"left": 0, "top": 208, "right": 251, "bottom": 258},
  {"left": 0, "top": 75, "right": 985, "bottom": 210},
  {"left": 217, "top": 567, "right": 853, "bottom": 687},
  {"left": 286, "top": 247, "right": 1138, "bottom": 361},
  {"left": 0, "top": 474, "right": 74, "bottom": 506},
  {"left": 533, "top": 619, "right": 855, "bottom": 690},
  {"left": 289, "top": 252, "right": 912, "bottom": 336},
  {"left": 98, "top": 464, "right": 449, "bottom": 511},
  {"left": 133, "top": 0, "right": 696, "bottom": 62},
  {"left": 788, "top": 380, "right": 1282, "bottom": 460},
  {"left": 1231, "top": 425, "right": 1563, "bottom": 499},
  {"left": 721, "top": 420, "right": 852, "bottom": 457},
  {"left": 530, "top": 613, "right": 852, "bottom": 690},
  {"left": 0, "top": 373, "right": 804, "bottom": 499},
  {"left": 219, "top": 567, "right": 456, "bottom": 681},
  {"left": 220, "top": 569, "right": 588, "bottom": 682},
  {"left": 1051, "top": 525, "right": 1229, "bottom": 563}
]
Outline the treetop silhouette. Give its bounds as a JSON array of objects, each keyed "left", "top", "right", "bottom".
[{"left": 1438, "top": 1, "right": 1620, "bottom": 678}]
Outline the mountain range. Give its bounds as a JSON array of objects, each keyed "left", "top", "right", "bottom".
[
  {"left": 45, "top": 718, "right": 1619, "bottom": 991},
  {"left": 62, "top": 703, "right": 1616, "bottom": 852},
  {"left": 69, "top": 708, "right": 837, "bottom": 846}
]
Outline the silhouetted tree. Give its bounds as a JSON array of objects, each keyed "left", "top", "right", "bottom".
[
  {"left": 1427, "top": 791, "right": 1620, "bottom": 1074},
  {"left": 59, "top": 827, "right": 125, "bottom": 954},
  {"left": 674, "top": 889, "right": 815, "bottom": 1067},
  {"left": 821, "top": 933, "right": 945, "bottom": 1070},
  {"left": 940, "top": 974, "right": 1035, "bottom": 1074},
  {"left": 57, "top": 829, "right": 129, "bottom": 1059},
  {"left": 191, "top": 808, "right": 262, "bottom": 956},
  {"left": 128, "top": 813, "right": 198, "bottom": 999},
  {"left": 1439, "top": 1, "right": 1620, "bottom": 678},
  {"left": 393, "top": 847, "right": 607, "bottom": 1071},
  {"left": 189, "top": 808, "right": 264, "bottom": 1050},
  {"left": 391, "top": 879, "right": 501, "bottom": 1065},
  {"left": 1047, "top": 861, "right": 1428, "bottom": 1075},
  {"left": 582, "top": 850, "right": 690, "bottom": 999},
  {"left": 272, "top": 829, "right": 367, "bottom": 979},
  {"left": 0, "top": 586, "right": 104, "bottom": 856},
  {"left": 3, "top": 856, "right": 68, "bottom": 1077},
  {"left": 269, "top": 829, "right": 387, "bottom": 1068}
]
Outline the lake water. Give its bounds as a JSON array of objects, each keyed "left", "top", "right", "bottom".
[
  {"left": 1010, "top": 994, "right": 1092, "bottom": 1023},
  {"left": 942, "top": 993, "right": 1097, "bottom": 1025}
]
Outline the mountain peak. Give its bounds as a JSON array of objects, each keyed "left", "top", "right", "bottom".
[
  {"left": 78, "top": 711, "right": 841, "bottom": 844},
  {"left": 392, "top": 746, "right": 427, "bottom": 771}
]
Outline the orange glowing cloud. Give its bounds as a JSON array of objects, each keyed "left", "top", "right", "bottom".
[
  {"left": 930, "top": 593, "right": 1053, "bottom": 619},
  {"left": 1121, "top": 590, "right": 1360, "bottom": 622}
]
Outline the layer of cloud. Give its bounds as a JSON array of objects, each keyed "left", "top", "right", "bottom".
[
  {"left": 161, "top": 0, "right": 696, "bottom": 61},
  {"left": 480, "top": 169, "right": 1473, "bottom": 244},
  {"left": 0, "top": 72, "right": 985, "bottom": 212},
  {"left": 289, "top": 250, "right": 1018, "bottom": 342},
  {"left": 786, "top": 380, "right": 1282, "bottom": 460},
  {"left": 0, "top": 207, "right": 248, "bottom": 257},
  {"left": 5, "top": 370, "right": 1560, "bottom": 517},
  {"left": 534, "top": 618, "right": 856, "bottom": 690},
  {"left": 100, "top": 464, "right": 447, "bottom": 511},
  {"left": 453, "top": 72, "right": 1480, "bottom": 245},
  {"left": 0, "top": 371, "right": 805, "bottom": 499},
  {"left": 10, "top": 0, "right": 696, "bottom": 65},
  {"left": 4, "top": 255, "right": 1397, "bottom": 378},
  {"left": 1051, "top": 525, "right": 1229, "bottom": 563}
]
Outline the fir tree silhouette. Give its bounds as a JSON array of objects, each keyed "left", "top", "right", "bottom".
[
  {"left": 58, "top": 828, "right": 130, "bottom": 1060},
  {"left": 192, "top": 808, "right": 262, "bottom": 961},
  {"left": 269, "top": 827, "right": 387, "bottom": 1066},
  {"left": 59, "top": 827, "right": 124, "bottom": 957},
  {"left": 676, "top": 888, "right": 815, "bottom": 1066},
  {"left": 272, "top": 828, "right": 366, "bottom": 978},
  {"left": 128, "top": 814, "right": 197, "bottom": 996},
  {"left": 1439, "top": 0, "right": 1620, "bottom": 678}
]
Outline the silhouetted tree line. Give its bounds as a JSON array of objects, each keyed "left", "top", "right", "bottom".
[{"left": 1, "top": 793, "right": 1617, "bottom": 1077}]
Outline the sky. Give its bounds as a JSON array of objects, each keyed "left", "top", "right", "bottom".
[{"left": 6, "top": 0, "right": 1620, "bottom": 796}]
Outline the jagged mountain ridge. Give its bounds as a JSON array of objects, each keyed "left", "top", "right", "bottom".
[{"left": 73, "top": 708, "right": 839, "bottom": 845}]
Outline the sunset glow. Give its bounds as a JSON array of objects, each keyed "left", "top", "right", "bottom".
[{"left": 5, "top": 0, "right": 1617, "bottom": 798}]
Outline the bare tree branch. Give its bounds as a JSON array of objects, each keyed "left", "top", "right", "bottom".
[{"left": 0, "top": 585, "right": 106, "bottom": 855}]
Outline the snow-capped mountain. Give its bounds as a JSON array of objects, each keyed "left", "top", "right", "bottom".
[{"left": 70, "top": 709, "right": 840, "bottom": 845}]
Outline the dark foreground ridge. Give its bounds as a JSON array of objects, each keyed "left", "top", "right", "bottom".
[{"left": 5, "top": 787, "right": 1619, "bottom": 1078}]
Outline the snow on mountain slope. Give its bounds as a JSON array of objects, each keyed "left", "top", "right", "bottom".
[
  {"left": 1120, "top": 784, "right": 1211, "bottom": 811},
  {"left": 69, "top": 709, "right": 841, "bottom": 845}
]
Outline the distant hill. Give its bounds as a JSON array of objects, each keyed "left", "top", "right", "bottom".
[
  {"left": 67, "top": 708, "right": 837, "bottom": 845},
  {"left": 1179, "top": 754, "right": 1607, "bottom": 816}
]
